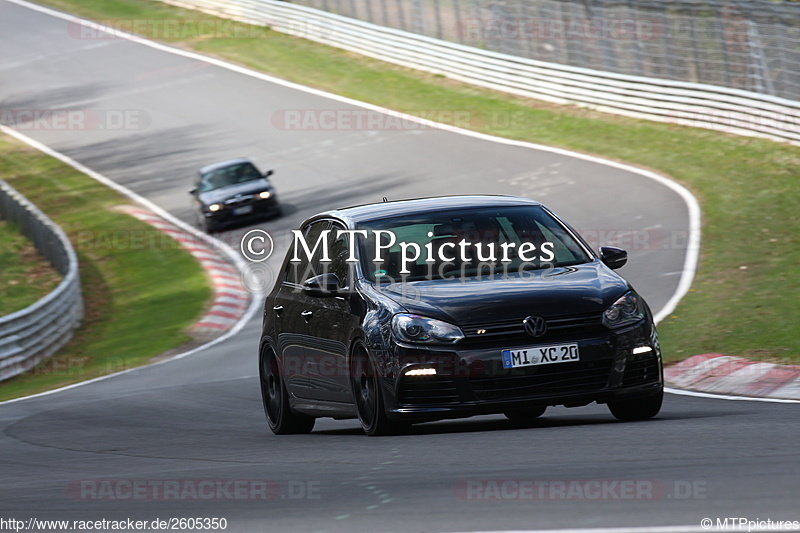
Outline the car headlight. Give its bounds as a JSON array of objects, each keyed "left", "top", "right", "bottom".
[
  {"left": 391, "top": 314, "right": 464, "bottom": 345},
  {"left": 208, "top": 203, "right": 223, "bottom": 212},
  {"left": 258, "top": 191, "right": 272, "bottom": 199},
  {"left": 602, "top": 291, "right": 646, "bottom": 329}
]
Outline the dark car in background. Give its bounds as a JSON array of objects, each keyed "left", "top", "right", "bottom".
[
  {"left": 190, "top": 158, "right": 281, "bottom": 232},
  {"left": 259, "top": 195, "right": 663, "bottom": 436}
]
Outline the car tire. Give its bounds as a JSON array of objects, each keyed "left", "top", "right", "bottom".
[
  {"left": 504, "top": 405, "right": 547, "bottom": 421},
  {"left": 259, "top": 348, "right": 315, "bottom": 435},
  {"left": 350, "top": 343, "right": 405, "bottom": 437},
  {"left": 197, "top": 214, "right": 214, "bottom": 234},
  {"left": 608, "top": 389, "right": 663, "bottom": 421}
]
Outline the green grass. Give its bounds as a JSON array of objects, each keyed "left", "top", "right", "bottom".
[
  {"left": 0, "top": 219, "right": 62, "bottom": 316},
  {"left": 0, "top": 135, "right": 211, "bottom": 401},
  {"left": 27, "top": 0, "right": 800, "bottom": 363}
]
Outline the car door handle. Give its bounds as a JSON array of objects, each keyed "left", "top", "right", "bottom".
[
  {"left": 301, "top": 310, "right": 313, "bottom": 322},
  {"left": 272, "top": 305, "right": 283, "bottom": 317}
]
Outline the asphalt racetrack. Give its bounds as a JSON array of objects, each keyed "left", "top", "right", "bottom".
[{"left": 1, "top": 1, "right": 798, "bottom": 531}]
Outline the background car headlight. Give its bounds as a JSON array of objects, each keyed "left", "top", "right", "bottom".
[
  {"left": 391, "top": 314, "right": 464, "bottom": 345},
  {"left": 602, "top": 291, "right": 645, "bottom": 329},
  {"left": 208, "top": 203, "right": 222, "bottom": 212},
  {"left": 258, "top": 191, "right": 272, "bottom": 199}
]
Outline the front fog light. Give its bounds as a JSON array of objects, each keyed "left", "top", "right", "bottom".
[{"left": 405, "top": 368, "right": 437, "bottom": 377}]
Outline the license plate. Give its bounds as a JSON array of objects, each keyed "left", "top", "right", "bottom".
[
  {"left": 501, "top": 343, "right": 580, "bottom": 369},
  {"left": 233, "top": 205, "right": 253, "bottom": 216}
]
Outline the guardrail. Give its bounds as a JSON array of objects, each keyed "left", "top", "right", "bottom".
[
  {"left": 287, "top": 0, "right": 800, "bottom": 104},
  {"left": 0, "top": 179, "right": 83, "bottom": 382},
  {"left": 163, "top": 0, "right": 800, "bottom": 144}
]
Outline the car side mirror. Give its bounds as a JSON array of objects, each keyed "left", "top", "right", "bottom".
[
  {"left": 264, "top": 170, "right": 274, "bottom": 178},
  {"left": 599, "top": 246, "right": 628, "bottom": 270},
  {"left": 302, "top": 273, "right": 342, "bottom": 297},
  {"left": 189, "top": 187, "right": 198, "bottom": 195}
]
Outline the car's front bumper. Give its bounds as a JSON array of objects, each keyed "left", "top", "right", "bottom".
[
  {"left": 204, "top": 197, "right": 281, "bottom": 229},
  {"left": 381, "top": 319, "right": 662, "bottom": 422}
]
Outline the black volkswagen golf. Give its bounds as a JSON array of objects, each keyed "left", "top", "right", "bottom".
[{"left": 259, "top": 196, "right": 663, "bottom": 436}]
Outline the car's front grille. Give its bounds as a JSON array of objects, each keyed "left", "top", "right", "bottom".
[
  {"left": 469, "top": 360, "right": 613, "bottom": 401},
  {"left": 622, "top": 355, "right": 661, "bottom": 386},
  {"left": 460, "top": 312, "right": 605, "bottom": 347},
  {"left": 224, "top": 194, "right": 256, "bottom": 207},
  {"left": 397, "top": 376, "right": 460, "bottom": 406}
]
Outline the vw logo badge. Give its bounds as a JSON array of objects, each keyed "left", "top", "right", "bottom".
[{"left": 523, "top": 315, "right": 547, "bottom": 337}]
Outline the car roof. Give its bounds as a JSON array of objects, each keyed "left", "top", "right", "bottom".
[
  {"left": 316, "top": 195, "right": 543, "bottom": 226},
  {"left": 199, "top": 158, "right": 255, "bottom": 175}
]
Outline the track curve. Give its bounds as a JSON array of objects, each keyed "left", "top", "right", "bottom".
[{"left": 1, "top": 1, "right": 797, "bottom": 531}]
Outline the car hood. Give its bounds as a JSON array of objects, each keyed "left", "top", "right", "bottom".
[
  {"left": 197, "top": 179, "right": 271, "bottom": 204},
  {"left": 378, "top": 261, "right": 630, "bottom": 325}
]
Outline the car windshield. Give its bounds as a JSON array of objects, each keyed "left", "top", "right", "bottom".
[
  {"left": 199, "top": 162, "right": 262, "bottom": 192},
  {"left": 356, "top": 205, "right": 592, "bottom": 282}
]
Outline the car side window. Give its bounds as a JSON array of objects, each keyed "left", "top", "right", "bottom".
[{"left": 284, "top": 220, "right": 330, "bottom": 285}]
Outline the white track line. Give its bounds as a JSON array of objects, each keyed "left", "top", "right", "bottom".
[
  {"left": 665, "top": 387, "right": 800, "bottom": 404},
  {"left": 1, "top": 0, "right": 705, "bottom": 404}
]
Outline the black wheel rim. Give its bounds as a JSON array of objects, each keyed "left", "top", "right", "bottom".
[
  {"left": 262, "top": 353, "right": 282, "bottom": 426},
  {"left": 353, "top": 349, "right": 377, "bottom": 428}
]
